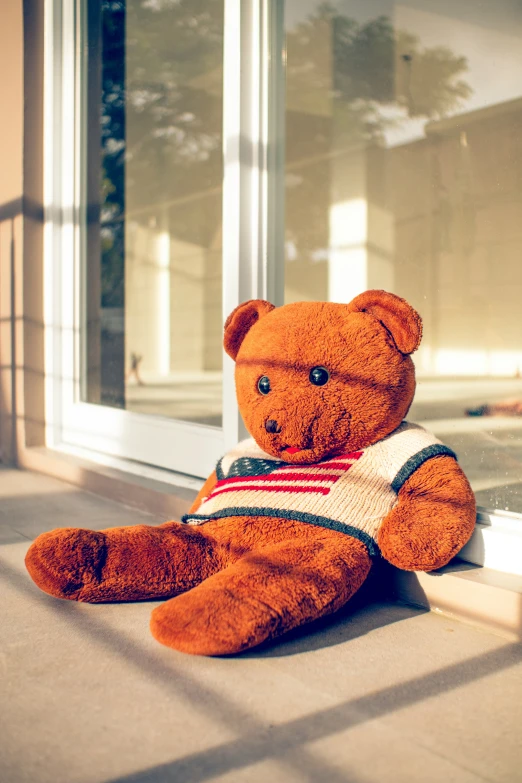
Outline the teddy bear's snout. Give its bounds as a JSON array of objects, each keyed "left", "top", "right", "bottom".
[{"left": 265, "top": 419, "right": 281, "bottom": 434}]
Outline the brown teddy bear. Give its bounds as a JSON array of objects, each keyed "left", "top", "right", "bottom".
[{"left": 25, "top": 290, "right": 476, "bottom": 655}]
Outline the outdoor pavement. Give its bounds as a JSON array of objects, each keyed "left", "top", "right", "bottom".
[{"left": 1, "top": 466, "right": 522, "bottom": 783}]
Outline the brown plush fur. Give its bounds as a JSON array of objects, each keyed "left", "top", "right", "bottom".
[
  {"left": 378, "top": 455, "right": 476, "bottom": 571},
  {"left": 25, "top": 290, "right": 476, "bottom": 655},
  {"left": 346, "top": 289, "right": 423, "bottom": 354},
  {"left": 230, "top": 297, "right": 417, "bottom": 463},
  {"left": 150, "top": 519, "right": 371, "bottom": 656}
]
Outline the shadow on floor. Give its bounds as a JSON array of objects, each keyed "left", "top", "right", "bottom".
[
  {"left": 4, "top": 538, "right": 522, "bottom": 783},
  {"left": 242, "top": 563, "right": 419, "bottom": 658},
  {"left": 100, "top": 641, "right": 522, "bottom": 783}
]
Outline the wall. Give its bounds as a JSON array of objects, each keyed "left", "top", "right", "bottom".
[{"left": 0, "top": 0, "right": 45, "bottom": 463}]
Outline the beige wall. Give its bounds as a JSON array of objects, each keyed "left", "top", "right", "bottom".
[
  {"left": 283, "top": 3, "right": 522, "bottom": 377},
  {"left": 0, "top": 0, "right": 45, "bottom": 463},
  {"left": 391, "top": 102, "right": 522, "bottom": 375},
  {"left": 284, "top": 100, "right": 522, "bottom": 377}
]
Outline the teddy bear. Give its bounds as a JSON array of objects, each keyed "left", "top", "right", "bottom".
[{"left": 25, "top": 290, "right": 476, "bottom": 655}]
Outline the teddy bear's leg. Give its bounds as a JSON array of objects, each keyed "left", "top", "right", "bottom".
[
  {"left": 25, "top": 522, "right": 226, "bottom": 603},
  {"left": 150, "top": 529, "right": 371, "bottom": 655}
]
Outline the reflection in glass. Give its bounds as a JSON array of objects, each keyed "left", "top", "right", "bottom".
[
  {"left": 84, "top": 0, "right": 224, "bottom": 427},
  {"left": 284, "top": 1, "right": 522, "bottom": 513}
]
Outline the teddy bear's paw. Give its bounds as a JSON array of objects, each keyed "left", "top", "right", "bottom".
[
  {"left": 150, "top": 582, "right": 281, "bottom": 656},
  {"left": 25, "top": 528, "right": 107, "bottom": 601}
]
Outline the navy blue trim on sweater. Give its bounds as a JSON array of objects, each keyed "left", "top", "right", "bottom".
[
  {"left": 228, "top": 457, "right": 278, "bottom": 478},
  {"left": 215, "top": 457, "right": 225, "bottom": 481},
  {"left": 181, "top": 507, "right": 380, "bottom": 557},
  {"left": 391, "top": 445, "right": 457, "bottom": 493}
]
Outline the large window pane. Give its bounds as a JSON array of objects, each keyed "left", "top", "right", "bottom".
[
  {"left": 284, "top": 0, "right": 522, "bottom": 514},
  {"left": 83, "top": 0, "right": 224, "bottom": 427}
]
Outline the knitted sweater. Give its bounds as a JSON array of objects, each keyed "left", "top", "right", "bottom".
[{"left": 182, "top": 422, "right": 456, "bottom": 555}]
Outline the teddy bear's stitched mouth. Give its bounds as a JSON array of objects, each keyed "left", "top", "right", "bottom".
[{"left": 279, "top": 445, "right": 320, "bottom": 463}]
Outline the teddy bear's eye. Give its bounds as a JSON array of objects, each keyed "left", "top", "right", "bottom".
[
  {"left": 309, "top": 366, "right": 330, "bottom": 386},
  {"left": 257, "top": 375, "right": 271, "bottom": 395}
]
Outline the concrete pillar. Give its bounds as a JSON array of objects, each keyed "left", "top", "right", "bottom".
[{"left": 328, "top": 137, "right": 395, "bottom": 304}]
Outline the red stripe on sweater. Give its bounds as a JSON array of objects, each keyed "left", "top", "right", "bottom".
[
  {"left": 215, "top": 473, "right": 343, "bottom": 487},
  {"left": 208, "top": 484, "right": 331, "bottom": 500},
  {"left": 278, "top": 461, "right": 358, "bottom": 472}
]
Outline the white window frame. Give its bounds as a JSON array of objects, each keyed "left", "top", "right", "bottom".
[{"left": 43, "top": 0, "right": 285, "bottom": 479}]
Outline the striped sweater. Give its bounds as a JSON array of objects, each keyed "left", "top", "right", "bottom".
[{"left": 182, "top": 421, "right": 456, "bottom": 555}]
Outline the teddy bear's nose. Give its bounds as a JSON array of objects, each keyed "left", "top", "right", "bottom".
[{"left": 265, "top": 419, "right": 281, "bottom": 434}]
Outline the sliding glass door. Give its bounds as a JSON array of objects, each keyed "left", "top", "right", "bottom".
[
  {"left": 83, "top": 0, "right": 224, "bottom": 428},
  {"left": 47, "top": 0, "right": 283, "bottom": 477},
  {"left": 282, "top": 0, "right": 522, "bottom": 516},
  {"left": 72, "top": 0, "right": 227, "bottom": 476}
]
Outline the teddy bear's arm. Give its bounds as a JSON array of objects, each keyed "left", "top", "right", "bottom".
[
  {"left": 188, "top": 470, "right": 218, "bottom": 514},
  {"left": 377, "top": 455, "right": 476, "bottom": 572}
]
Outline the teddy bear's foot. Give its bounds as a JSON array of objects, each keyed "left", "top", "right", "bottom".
[
  {"left": 26, "top": 522, "right": 221, "bottom": 603},
  {"left": 25, "top": 527, "right": 107, "bottom": 601},
  {"left": 150, "top": 533, "right": 371, "bottom": 655}
]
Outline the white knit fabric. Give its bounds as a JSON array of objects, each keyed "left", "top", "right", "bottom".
[{"left": 183, "top": 422, "right": 454, "bottom": 547}]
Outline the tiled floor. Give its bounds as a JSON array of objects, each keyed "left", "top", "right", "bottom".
[{"left": 1, "top": 466, "right": 521, "bottom": 783}]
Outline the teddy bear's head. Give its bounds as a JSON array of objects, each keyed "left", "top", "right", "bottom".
[{"left": 224, "top": 290, "right": 422, "bottom": 464}]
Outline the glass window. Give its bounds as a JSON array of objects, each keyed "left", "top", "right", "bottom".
[
  {"left": 284, "top": 0, "right": 522, "bottom": 515},
  {"left": 83, "top": 0, "right": 224, "bottom": 427}
]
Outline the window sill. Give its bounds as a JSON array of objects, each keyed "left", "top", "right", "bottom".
[
  {"left": 391, "top": 560, "right": 522, "bottom": 642},
  {"left": 16, "top": 445, "right": 202, "bottom": 521}
]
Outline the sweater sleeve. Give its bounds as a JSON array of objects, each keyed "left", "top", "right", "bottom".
[{"left": 378, "top": 422, "right": 457, "bottom": 493}]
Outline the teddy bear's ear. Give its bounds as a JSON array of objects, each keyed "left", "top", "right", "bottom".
[
  {"left": 346, "top": 290, "right": 422, "bottom": 354},
  {"left": 223, "top": 299, "right": 275, "bottom": 360}
]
